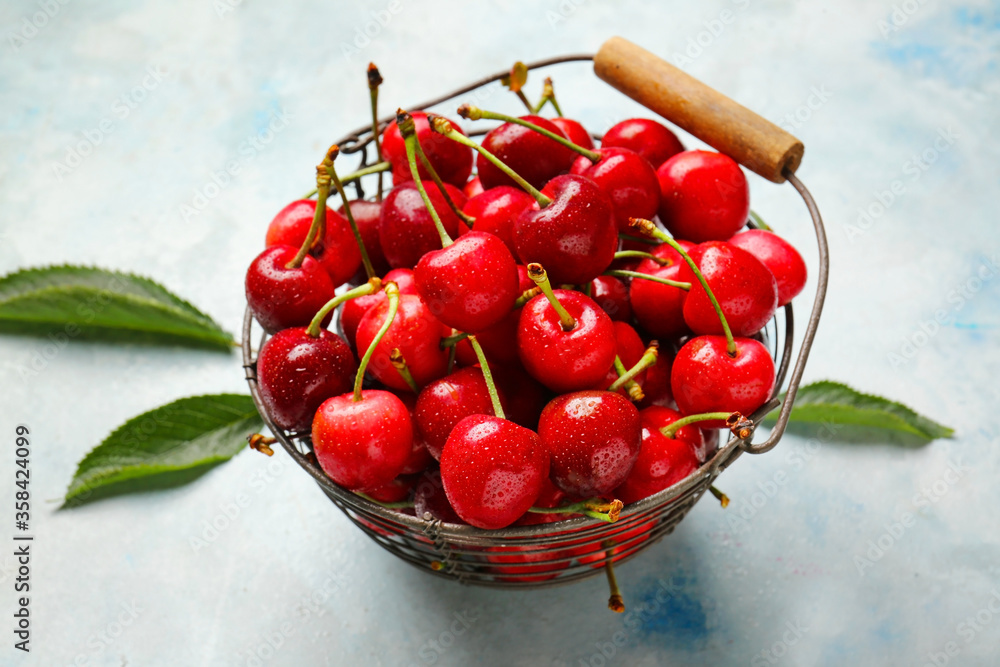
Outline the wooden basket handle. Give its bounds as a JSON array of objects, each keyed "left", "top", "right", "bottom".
[{"left": 593, "top": 36, "right": 803, "bottom": 183}]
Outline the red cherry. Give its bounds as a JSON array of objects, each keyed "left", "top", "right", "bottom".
[
  {"left": 364, "top": 473, "right": 419, "bottom": 504},
  {"left": 312, "top": 390, "right": 413, "bottom": 491},
  {"left": 355, "top": 294, "right": 449, "bottom": 391},
  {"left": 538, "top": 390, "right": 642, "bottom": 497},
  {"left": 518, "top": 289, "right": 617, "bottom": 393},
  {"left": 680, "top": 241, "right": 778, "bottom": 337},
  {"left": 486, "top": 545, "right": 569, "bottom": 582},
  {"left": 413, "top": 469, "right": 465, "bottom": 523},
  {"left": 657, "top": 150, "right": 750, "bottom": 243},
  {"left": 338, "top": 199, "right": 390, "bottom": 277},
  {"left": 477, "top": 115, "right": 576, "bottom": 190},
  {"left": 638, "top": 349, "right": 675, "bottom": 409},
  {"left": 671, "top": 335, "right": 775, "bottom": 425},
  {"left": 415, "top": 366, "right": 503, "bottom": 461},
  {"left": 264, "top": 200, "right": 316, "bottom": 247},
  {"left": 245, "top": 245, "right": 335, "bottom": 334},
  {"left": 594, "top": 321, "right": 646, "bottom": 393},
  {"left": 575, "top": 520, "right": 656, "bottom": 567},
  {"left": 382, "top": 111, "right": 472, "bottom": 187},
  {"left": 601, "top": 118, "right": 684, "bottom": 169},
  {"left": 628, "top": 242, "right": 691, "bottom": 339},
  {"left": 513, "top": 174, "right": 618, "bottom": 285},
  {"left": 514, "top": 477, "right": 572, "bottom": 526},
  {"left": 440, "top": 414, "right": 550, "bottom": 530},
  {"left": 463, "top": 176, "right": 484, "bottom": 199},
  {"left": 395, "top": 393, "right": 433, "bottom": 475},
  {"left": 339, "top": 268, "right": 417, "bottom": 350},
  {"left": 262, "top": 200, "right": 361, "bottom": 288},
  {"left": 256, "top": 327, "right": 356, "bottom": 433},
  {"left": 589, "top": 275, "right": 632, "bottom": 322},
  {"left": 458, "top": 185, "right": 535, "bottom": 257},
  {"left": 379, "top": 181, "right": 466, "bottom": 269},
  {"left": 614, "top": 406, "right": 704, "bottom": 505},
  {"left": 550, "top": 117, "right": 594, "bottom": 150},
  {"left": 414, "top": 231, "right": 519, "bottom": 333},
  {"left": 570, "top": 147, "right": 660, "bottom": 232},
  {"left": 729, "top": 229, "right": 808, "bottom": 306},
  {"left": 452, "top": 265, "right": 533, "bottom": 366}
]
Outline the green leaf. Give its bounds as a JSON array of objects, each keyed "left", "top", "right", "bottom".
[
  {"left": 0, "top": 265, "right": 234, "bottom": 350},
  {"left": 63, "top": 394, "right": 264, "bottom": 506},
  {"left": 770, "top": 380, "right": 954, "bottom": 440}
]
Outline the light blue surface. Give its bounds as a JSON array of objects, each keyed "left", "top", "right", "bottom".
[{"left": 2, "top": 1, "right": 999, "bottom": 665}]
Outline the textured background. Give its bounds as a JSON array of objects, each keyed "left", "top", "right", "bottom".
[{"left": 1, "top": 0, "right": 998, "bottom": 665}]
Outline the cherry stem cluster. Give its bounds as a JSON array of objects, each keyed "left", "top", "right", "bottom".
[
  {"left": 353, "top": 282, "right": 400, "bottom": 402},
  {"left": 428, "top": 115, "right": 553, "bottom": 208},
  {"left": 413, "top": 134, "right": 475, "bottom": 228},
  {"left": 532, "top": 77, "right": 563, "bottom": 117},
  {"left": 458, "top": 104, "right": 601, "bottom": 163},
  {"left": 398, "top": 110, "right": 453, "bottom": 248},
  {"left": 608, "top": 343, "right": 659, "bottom": 395},
  {"left": 467, "top": 335, "right": 505, "bottom": 420},
  {"left": 629, "top": 218, "right": 737, "bottom": 356},
  {"left": 306, "top": 278, "right": 382, "bottom": 338}
]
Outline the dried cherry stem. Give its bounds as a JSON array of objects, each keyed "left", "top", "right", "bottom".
[
  {"left": 532, "top": 77, "right": 564, "bottom": 117},
  {"left": 439, "top": 332, "right": 469, "bottom": 349},
  {"left": 399, "top": 110, "right": 453, "bottom": 248},
  {"left": 429, "top": 115, "right": 552, "bottom": 207},
  {"left": 367, "top": 63, "right": 385, "bottom": 202},
  {"left": 356, "top": 492, "right": 414, "bottom": 510},
  {"left": 467, "top": 334, "right": 505, "bottom": 420},
  {"left": 630, "top": 217, "right": 737, "bottom": 357},
  {"left": 389, "top": 348, "right": 420, "bottom": 393},
  {"left": 287, "top": 145, "right": 337, "bottom": 268},
  {"left": 660, "top": 412, "right": 733, "bottom": 438},
  {"left": 608, "top": 343, "right": 659, "bottom": 394},
  {"left": 528, "top": 498, "right": 623, "bottom": 523},
  {"left": 413, "top": 137, "right": 475, "bottom": 228},
  {"left": 709, "top": 486, "right": 730, "bottom": 508},
  {"left": 501, "top": 61, "right": 532, "bottom": 112},
  {"left": 302, "top": 161, "right": 391, "bottom": 199},
  {"left": 527, "top": 263, "right": 575, "bottom": 331},
  {"left": 605, "top": 269, "right": 691, "bottom": 290},
  {"left": 612, "top": 357, "right": 644, "bottom": 402},
  {"left": 327, "top": 150, "right": 377, "bottom": 280},
  {"left": 458, "top": 104, "right": 601, "bottom": 163},
  {"left": 604, "top": 547, "right": 625, "bottom": 613},
  {"left": 247, "top": 434, "right": 276, "bottom": 456},
  {"left": 353, "top": 282, "right": 400, "bottom": 402},
  {"left": 306, "top": 278, "right": 382, "bottom": 338},
  {"left": 613, "top": 250, "right": 670, "bottom": 265},
  {"left": 514, "top": 285, "right": 542, "bottom": 308}
]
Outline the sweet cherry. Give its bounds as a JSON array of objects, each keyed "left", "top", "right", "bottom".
[
  {"left": 614, "top": 406, "right": 703, "bottom": 505},
  {"left": 729, "top": 229, "right": 807, "bottom": 306},
  {"left": 569, "top": 147, "right": 660, "bottom": 232},
  {"left": 379, "top": 180, "right": 466, "bottom": 269},
  {"left": 588, "top": 275, "right": 632, "bottom": 322},
  {"left": 550, "top": 117, "right": 594, "bottom": 150},
  {"left": 601, "top": 118, "right": 684, "bottom": 169},
  {"left": 245, "top": 245, "right": 335, "bottom": 333},
  {"left": 657, "top": 150, "right": 750, "bottom": 243},
  {"left": 355, "top": 294, "right": 449, "bottom": 391},
  {"left": 475, "top": 114, "right": 576, "bottom": 190},
  {"left": 415, "top": 366, "right": 504, "bottom": 461},
  {"left": 382, "top": 111, "right": 472, "bottom": 187},
  {"left": 458, "top": 185, "right": 535, "bottom": 257}
]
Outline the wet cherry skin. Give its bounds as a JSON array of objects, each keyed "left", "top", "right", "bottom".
[
  {"left": 382, "top": 111, "right": 473, "bottom": 187},
  {"left": 245, "top": 245, "right": 335, "bottom": 334},
  {"left": 601, "top": 118, "right": 684, "bottom": 169},
  {"left": 476, "top": 115, "right": 576, "bottom": 190},
  {"left": 656, "top": 150, "right": 749, "bottom": 243},
  {"left": 729, "top": 229, "right": 807, "bottom": 306}
]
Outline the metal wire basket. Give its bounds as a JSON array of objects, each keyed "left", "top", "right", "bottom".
[{"left": 242, "top": 37, "right": 829, "bottom": 589}]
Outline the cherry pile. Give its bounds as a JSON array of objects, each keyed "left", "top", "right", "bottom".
[{"left": 246, "top": 66, "right": 808, "bottom": 577}]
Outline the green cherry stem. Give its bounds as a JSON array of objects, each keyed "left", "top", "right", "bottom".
[
  {"left": 527, "top": 498, "right": 623, "bottom": 523},
  {"left": 605, "top": 269, "right": 691, "bottom": 291},
  {"left": 287, "top": 146, "right": 336, "bottom": 268},
  {"left": 618, "top": 233, "right": 659, "bottom": 246},
  {"left": 611, "top": 356, "right": 644, "bottom": 402},
  {"left": 608, "top": 343, "right": 659, "bottom": 394},
  {"left": 414, "top": 137, "right": 475, "bottom": 228},
  {"left": 439, "top": 332, "right": 469, "bottom": 349},
  {"left": 630, "top": 217, "right": 737, "bottom": 357},
  {"left": 399, "top": 110, "right": 453, "bottom": 248},
  {"left": 458, "top": 104, "right": 601, "bottom": 163},
  {"left": 367, "top": 63, "right": 385, "bottom": 202},
  {"left": 514, "top": 286, "right": 542, "bottom": 308},
  {"left": 749, "top": 210, "right": 772, "bottom": 231},
  {"left": 306, "top": 277, "right": 383, "bottom": 338},
  {"left": 467, "top": 334, "right": 505, "bottom": 420},
  {"left": 429, "top": 115, "right": 552, "bottom": 207},
  {"left": 389, "top": 348, "right": 420, "bottom": 393},
  {"left": 532, "top": 77, "right": 564, "bottom": 117},
  {"left": 660, "top": 412, "right": 733, "bottom": 439},
  {"left": 327, "top": 151, "right": 376, "bottom": 280},
  {"left": 709, "top": 486, "right": 730, "bottom": 508},
  {"left": 613, "top": 250, "right": 669, "bottom": 265},
  {"left": 527, "top": 263, "right": 575, "bottom": 331},
  {"left": 353, "top": 282, "right": 400, "bottom": 402},
  {"left": 302, "top": 161, "right": 391, "bottom": 199}
]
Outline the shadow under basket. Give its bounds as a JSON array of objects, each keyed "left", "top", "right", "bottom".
[{"left": 242, "top": 37, "right": 830, "bottom": 590}]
